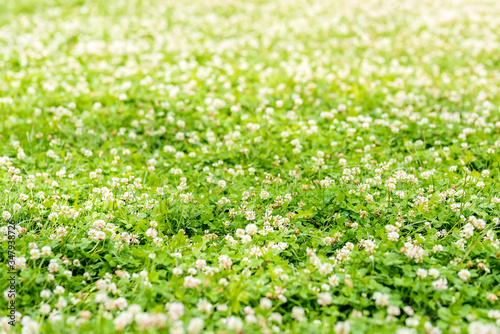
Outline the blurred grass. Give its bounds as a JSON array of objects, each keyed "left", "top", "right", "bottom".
[
  {"left": 0, "top": 0, "right": 147, "bottom": 27},
  {"left": 0, "top": 0, "right": 79, "bottom": 26}
]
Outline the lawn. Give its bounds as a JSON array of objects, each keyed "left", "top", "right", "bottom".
[{"left": 0, "top": 0, "right": 499, "bottom": 333}]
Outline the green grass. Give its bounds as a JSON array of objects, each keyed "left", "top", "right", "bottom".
[{"left": 1, "top": 0, "right": 500, "bottom": 333}]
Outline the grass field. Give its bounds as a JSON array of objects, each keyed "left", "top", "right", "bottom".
[{"left": 1, "top": 0, "right": 500, "bottom": 333}]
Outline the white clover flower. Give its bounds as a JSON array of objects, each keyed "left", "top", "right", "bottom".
[
  {"left": 432, "top": 278, "right": 448, "bottom": 290},
  {"left": 2, "top": 211, "right": 11, "bottom": 220},
  {"left": 458, "top": 269, "right": 471, "bottom": 281},
  {"left": 317, "top": 292, "right": 332, "bottom": 306}
]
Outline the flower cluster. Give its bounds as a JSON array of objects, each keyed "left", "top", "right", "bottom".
[{"left": 1, "top": 0, "right": 500, "bottom": 333}]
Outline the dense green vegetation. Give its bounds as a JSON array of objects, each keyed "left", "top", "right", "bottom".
[{"left": 1, "top": 0, "right": 500, "bottom": 333}]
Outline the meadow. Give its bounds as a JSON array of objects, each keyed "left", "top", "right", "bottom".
[{"left": 0, "top": 0, "right": 500, "bottom": 333}]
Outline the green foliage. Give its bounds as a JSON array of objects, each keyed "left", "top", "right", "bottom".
[{"left": 0, "top": 0, "right": 500, "bottom": 333}]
